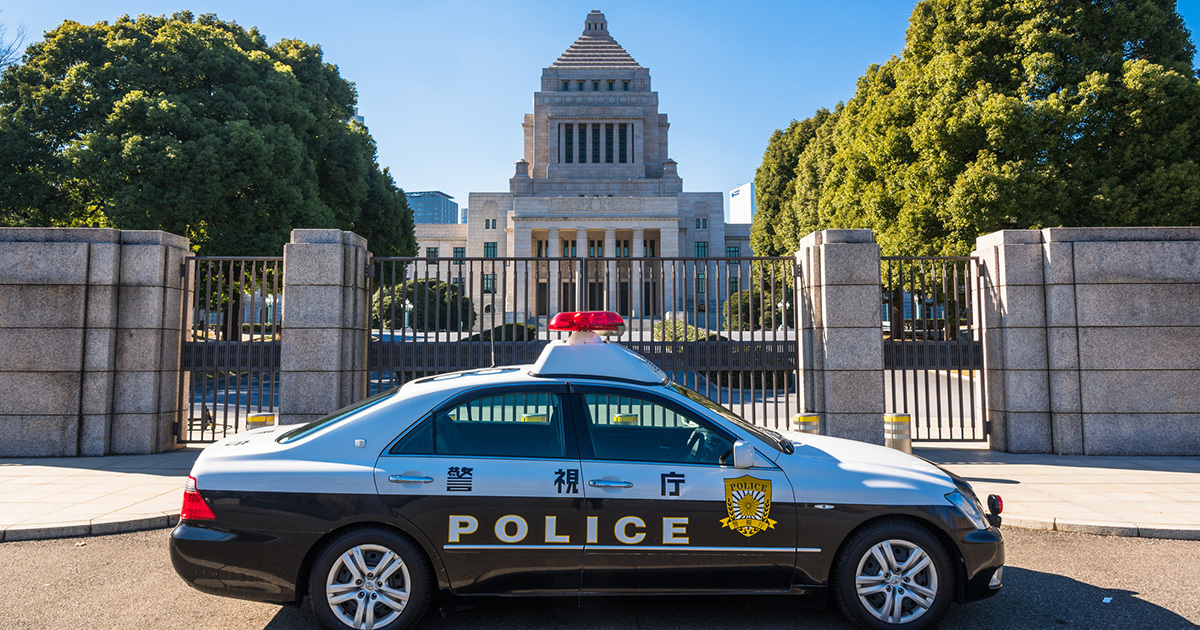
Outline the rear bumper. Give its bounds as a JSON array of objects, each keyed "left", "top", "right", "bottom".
[{"left": 169, "top": 521, "right": 315, "bottom": 605}]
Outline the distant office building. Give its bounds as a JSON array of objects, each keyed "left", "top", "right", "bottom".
[
  {"left": 351, "top": 108, "right": 365, "bottom": 124},
  {"left": 406, "top": 191, "right": 459, "bottom": 224},
  {"left": 460, "top": 207, "right": 468, "bottom": 224},
  {"left": 727, "top": 182, "right": 755, "bottom": 224}
]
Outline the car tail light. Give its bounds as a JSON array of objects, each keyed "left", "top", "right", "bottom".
[
  {"left": 181, "top": 475, "right": 216, "bottom": 521},
  {"left": 548, "top": 311, "right": 625, "bottom": 333},
  {"left": 987, "top": 494, "right": 1003, "bottom": 515}
]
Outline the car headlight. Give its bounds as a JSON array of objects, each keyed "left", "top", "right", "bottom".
[{"left": 946, "top": 489, "right": 989, "bottom": 530}]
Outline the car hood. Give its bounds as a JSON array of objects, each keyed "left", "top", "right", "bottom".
[{"left": 775, "top": 431, "right": 956, "bottom": 506}]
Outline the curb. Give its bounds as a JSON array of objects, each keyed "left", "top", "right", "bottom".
[
  {"left": 1, "top": 512, "right": 180, "bottom": 542},
  {"left": 1002, "top": 515, "right": 1200, "bottom": 541}
]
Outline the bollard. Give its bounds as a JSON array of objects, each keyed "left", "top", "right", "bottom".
[
  {"left": 791, "top": 413, "right": 820, "bottom": 435},
  {"left": 246, "top": 412, "right": 276, "bottom": 430},
  {"left": 884, "top": 413, "right": 912, "bottom": 453}
]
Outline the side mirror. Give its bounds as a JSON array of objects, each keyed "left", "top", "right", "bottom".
[{"left": 732, "top": 440, "right": 763, "bottom": 469}]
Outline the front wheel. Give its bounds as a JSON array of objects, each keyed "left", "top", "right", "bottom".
[
  {"left": 833, "top": 519, "right": 954, "bottom": 630},
  {"left": 308, "top": 527, "right": 432, "bottom": 630}
]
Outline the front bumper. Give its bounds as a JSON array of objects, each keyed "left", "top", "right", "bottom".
[
  {"left": 169, "top": 521, "right": 316, "bottom": 605},
  {"left": 958, "top": 526, "right": 1005, "bottom": 602}
]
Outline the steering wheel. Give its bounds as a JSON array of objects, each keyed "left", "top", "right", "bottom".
[{"left": 682, "top": 428, "right": 706, "bottom": 461}]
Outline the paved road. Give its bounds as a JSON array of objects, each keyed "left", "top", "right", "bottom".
[{"left": 2, "top": 527, "right": 1196, "bottom": 629}]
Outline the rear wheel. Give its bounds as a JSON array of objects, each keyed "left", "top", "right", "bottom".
[
  {"left": 308, "top": 528, "right": 431, "bottom": 630},
  {"left": 833, "top": 519, "right": 953, "bottom": 630}
]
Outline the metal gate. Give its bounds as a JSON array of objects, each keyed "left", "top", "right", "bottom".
[
  {"left": 367, "top": 256, "right": 801, "bottom": 429},
  {"left": 881, "top": 256, "right": 987, "bottom": 441},
  {"left": 177, "top": 256, "right": 282, "bottom": 442}
]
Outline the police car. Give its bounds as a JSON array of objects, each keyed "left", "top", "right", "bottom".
[{"left": 170, "top": 311, "right": 1004, "bottom": 630}]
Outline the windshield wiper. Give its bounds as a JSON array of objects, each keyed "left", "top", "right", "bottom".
[{"left": 764, "top": 428, "right": 795, "bottom": 454}]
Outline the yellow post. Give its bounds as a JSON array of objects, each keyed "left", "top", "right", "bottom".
[
  {"left": 791, "top": 413, "right": 820, "bottom": 435},
  {"left": 246, "top": 412, "right": 275, "bottom": 430},
  {"left": 884, "top": 413, "right": 912, "bottom": 453}
]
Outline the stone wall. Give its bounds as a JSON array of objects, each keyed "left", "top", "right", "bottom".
[
  {"left": 796, "top": 230, "right": 885, "bottom": 444},
  {"left": 0, "top": 228, "right": 189, "bottom": 456},
  {"left": 974, "top": 228, "right": 1200, "bottom": 455}
]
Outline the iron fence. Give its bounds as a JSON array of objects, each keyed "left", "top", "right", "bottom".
[
  {"left": 367, "top": 256, "right": 801, "bottom": 429},
  {"left": 178, "top": 256, "right": 283, "bottom": 442},
  {"left": 881, "top": 256, "right": 987, "bottom": 441}
]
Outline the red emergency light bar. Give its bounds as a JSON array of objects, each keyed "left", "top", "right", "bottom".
[{"left": 548, "top": 311, "right": 625, "bottom": 333}]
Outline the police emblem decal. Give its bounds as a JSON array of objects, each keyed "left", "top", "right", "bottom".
[{"left": 720, "top": 475, "right": 777, "bottom": 537}]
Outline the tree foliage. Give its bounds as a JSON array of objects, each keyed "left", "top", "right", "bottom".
[
  {"left": 0, "top": 11, "right": 416, "bottom": 256},
  {"left": 372, "top": 279, "right": 475, "bottom": 332},
  {"left": 756, "top": 0, "right": 1200, "bottom": 256}
]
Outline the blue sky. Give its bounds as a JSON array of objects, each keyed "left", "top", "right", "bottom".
[{"left": 6, "top": 1, "right": 1200, "bottom": 215}]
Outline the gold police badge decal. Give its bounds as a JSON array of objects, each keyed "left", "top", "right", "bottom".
[{"left": 720, "top": 475, "right": 777, "bottom": 537}]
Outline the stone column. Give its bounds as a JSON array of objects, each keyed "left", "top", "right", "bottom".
[
  {"left": 511, "top": 226, "right": 532, "bottom": 321},
  {"left": 604, "top": 229, "right": 618, "bottom": 312},
  {"left": 279, "top": 229, "right": 370, "bottom": 425},
  {"left": 631, "top": 228, "right": 644, "bottom": 317},
  {"left": 796, "top": 230, "right": 884, "bottom": 444},
  {"left": 547, "top": 228, "right": 559, "bottom": 317},
  {"left": 660, "top": 225, "right": 680, "bottom": 314},
  {"left": 0, "top": 228, "right": 189, "bottom": 456},
  {"left": 576, "top": 230, "right": 588, "bottom": 309},
  {"left": 972, "top": 230, "right": 1050, "bottom": 453}
]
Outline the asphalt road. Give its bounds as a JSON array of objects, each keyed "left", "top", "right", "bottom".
[{"left": 1, "top": 527, "right": 1196, "bottom": 629}]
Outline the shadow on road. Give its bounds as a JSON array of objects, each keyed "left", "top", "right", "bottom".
[{"left": 261, "top": 566, "right": 1194, "bottom": 630}]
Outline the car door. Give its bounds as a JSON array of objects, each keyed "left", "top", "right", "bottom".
[
  {"left": 375, "top": 384, "right": 586, "bottom": 594},
  {"left": 571, "top": 385, "right": 796, "bottom": 593}
]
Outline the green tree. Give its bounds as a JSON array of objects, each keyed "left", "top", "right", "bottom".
[
  {"left": 0, "top": 12, "right": 415, "bottom": 256},
  {"left": 769, "top": 0, "right": 1200, "bottom": 256},
  {"left": 372, "top": 279, "right": 476, "bottom": 332},
  {"left": 750, "top": 112, "right": 829, "bottom": 256}
]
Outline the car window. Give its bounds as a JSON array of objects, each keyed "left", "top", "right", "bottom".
[
  {"left": 580, "top": 393, "right": 733, "bottom": 465},
  {"left": 391, "top": 392, "right": 567, "bottom": 459}
]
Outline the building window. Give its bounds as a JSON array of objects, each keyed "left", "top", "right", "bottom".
[
  {"left": 644, "top": 240, "right": 656, "bottom": 257},
  {"left": 588, "top": 240, "right": 604, "bottom": 257},
  {"left": 591, "top": 125, "right": 600, "bottom": 163},
  {"left": 453, "top": 247, "right": 465, "bottom": 265},
  {"left": 695, "top": 219, "right": 701, "bottom": 229},
  {"left": 605, "top": 124, "right": 614, "bottom": 163},
  {"left": 562, "top": 240, "right": 576, "bottom": 257},
  {"left": 482, "top": 274, "right": 496, "bottom": 294},
  {"left": 579, "top": 124, "right": 587, "bottom": 163},
  {"left": 702, "top": 218, "right": 707, "bottom": 229},
  {"left": 484, "top": 242, "right": 497, "bottom": 258},
  {"left": 578, "top": 81, "right": 584, "bottom": 91},
  {"left": 562, "top": 81, "right": 569, "bottom": 91},
  {"left": 695, "top": 241, "right": 709, "bottom": 257},
  {"left": 726, "top": 246, "right": 740, "bottom": 258},
  {"left": 618, "top": 124, "right": 627, "bottom": 163},
  {"left": 565, "top": 125, "right": 573, "bottom": 164},
  {"left": 593, "top": 80, "right": 599, "bottom": 91},
  {"left": 729, "top": 277, "right": 739, "bottom": 293},
  {"left": 696, "top": 273, "right": 706, "bottom": 294},
  {"left": 616, "top": 240, "right": 629, "bottom": 257},
  {"left": 426, "top": 247, "right": 439, "bottom": 258},
  {"left": 607, "top": 81, "right": 614, "bottom": 91},
  {"left": 623, "top": 81, "right": 629, "bottom": 91}
]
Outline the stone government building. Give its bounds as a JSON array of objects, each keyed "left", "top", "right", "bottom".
[{"left": 415, "top": 10, "right": 752, "bottom": 322}]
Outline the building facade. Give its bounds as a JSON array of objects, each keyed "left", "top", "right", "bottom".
[
  {"left": 414, "top": 10, "right": 752, "bottom": 320},
  {"left": 406, "top": 190, "right": 459, "bottom": 224},
  {"left": 728, "top": 182, "right": 756, "bottom": 224}
]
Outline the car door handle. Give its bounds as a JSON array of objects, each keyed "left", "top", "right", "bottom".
[
  {"left": 388, "top": 475, "right": 434, "bottom": 484},
  {"left": 588, "top": 479, "right": 634, "bottom": 488}
]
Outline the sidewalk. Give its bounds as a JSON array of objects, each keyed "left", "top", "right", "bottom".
[
  {"left": 2, "top": 444, "right": 1198, "bottom": 541},
  {"left": 0, "top": 447, "right": 201, "bottom": 541},
  {"left": 918, "top": 444, "right": 1200, "bottom": 540}
]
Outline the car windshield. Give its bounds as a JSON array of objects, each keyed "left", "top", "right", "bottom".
[
  {"left": 276, "top": 388, "right": 397, "bottom": 444},
  {"left": 670, "top": 382, "right": 790, "bottom": 454}
]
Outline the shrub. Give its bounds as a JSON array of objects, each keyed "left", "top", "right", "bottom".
[
  {"left": 464, "top": 323, "right": 538, "bottom": 342},
  {"left": 372, "top": 279, "right": 476, "bottom": 331}
]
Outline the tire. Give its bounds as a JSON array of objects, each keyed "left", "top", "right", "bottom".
[
  {"left": 308, "top": 527, "right": 432, "bottom": 630},
  {"left": 832, "top": 519, "right": 954, "bottom": 630}
]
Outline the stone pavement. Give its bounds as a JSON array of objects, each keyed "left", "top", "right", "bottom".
[
  {"left": 918, "top": 444, "right": 1200, "bottom": 540},
  {"left": 0, "top": 447, "right": 201, "bottom": 541},
  {"left": 1, "top": 444, "right": 1198, "bottom": 541}
]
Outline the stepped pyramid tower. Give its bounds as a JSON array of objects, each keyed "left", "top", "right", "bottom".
[{"left": 414, "top": 10, "right": 750, "bottom": 321}]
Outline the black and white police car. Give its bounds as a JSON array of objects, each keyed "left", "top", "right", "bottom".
[{"left": 171, "top": 311, "right": 1004, "bottom": 630}]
